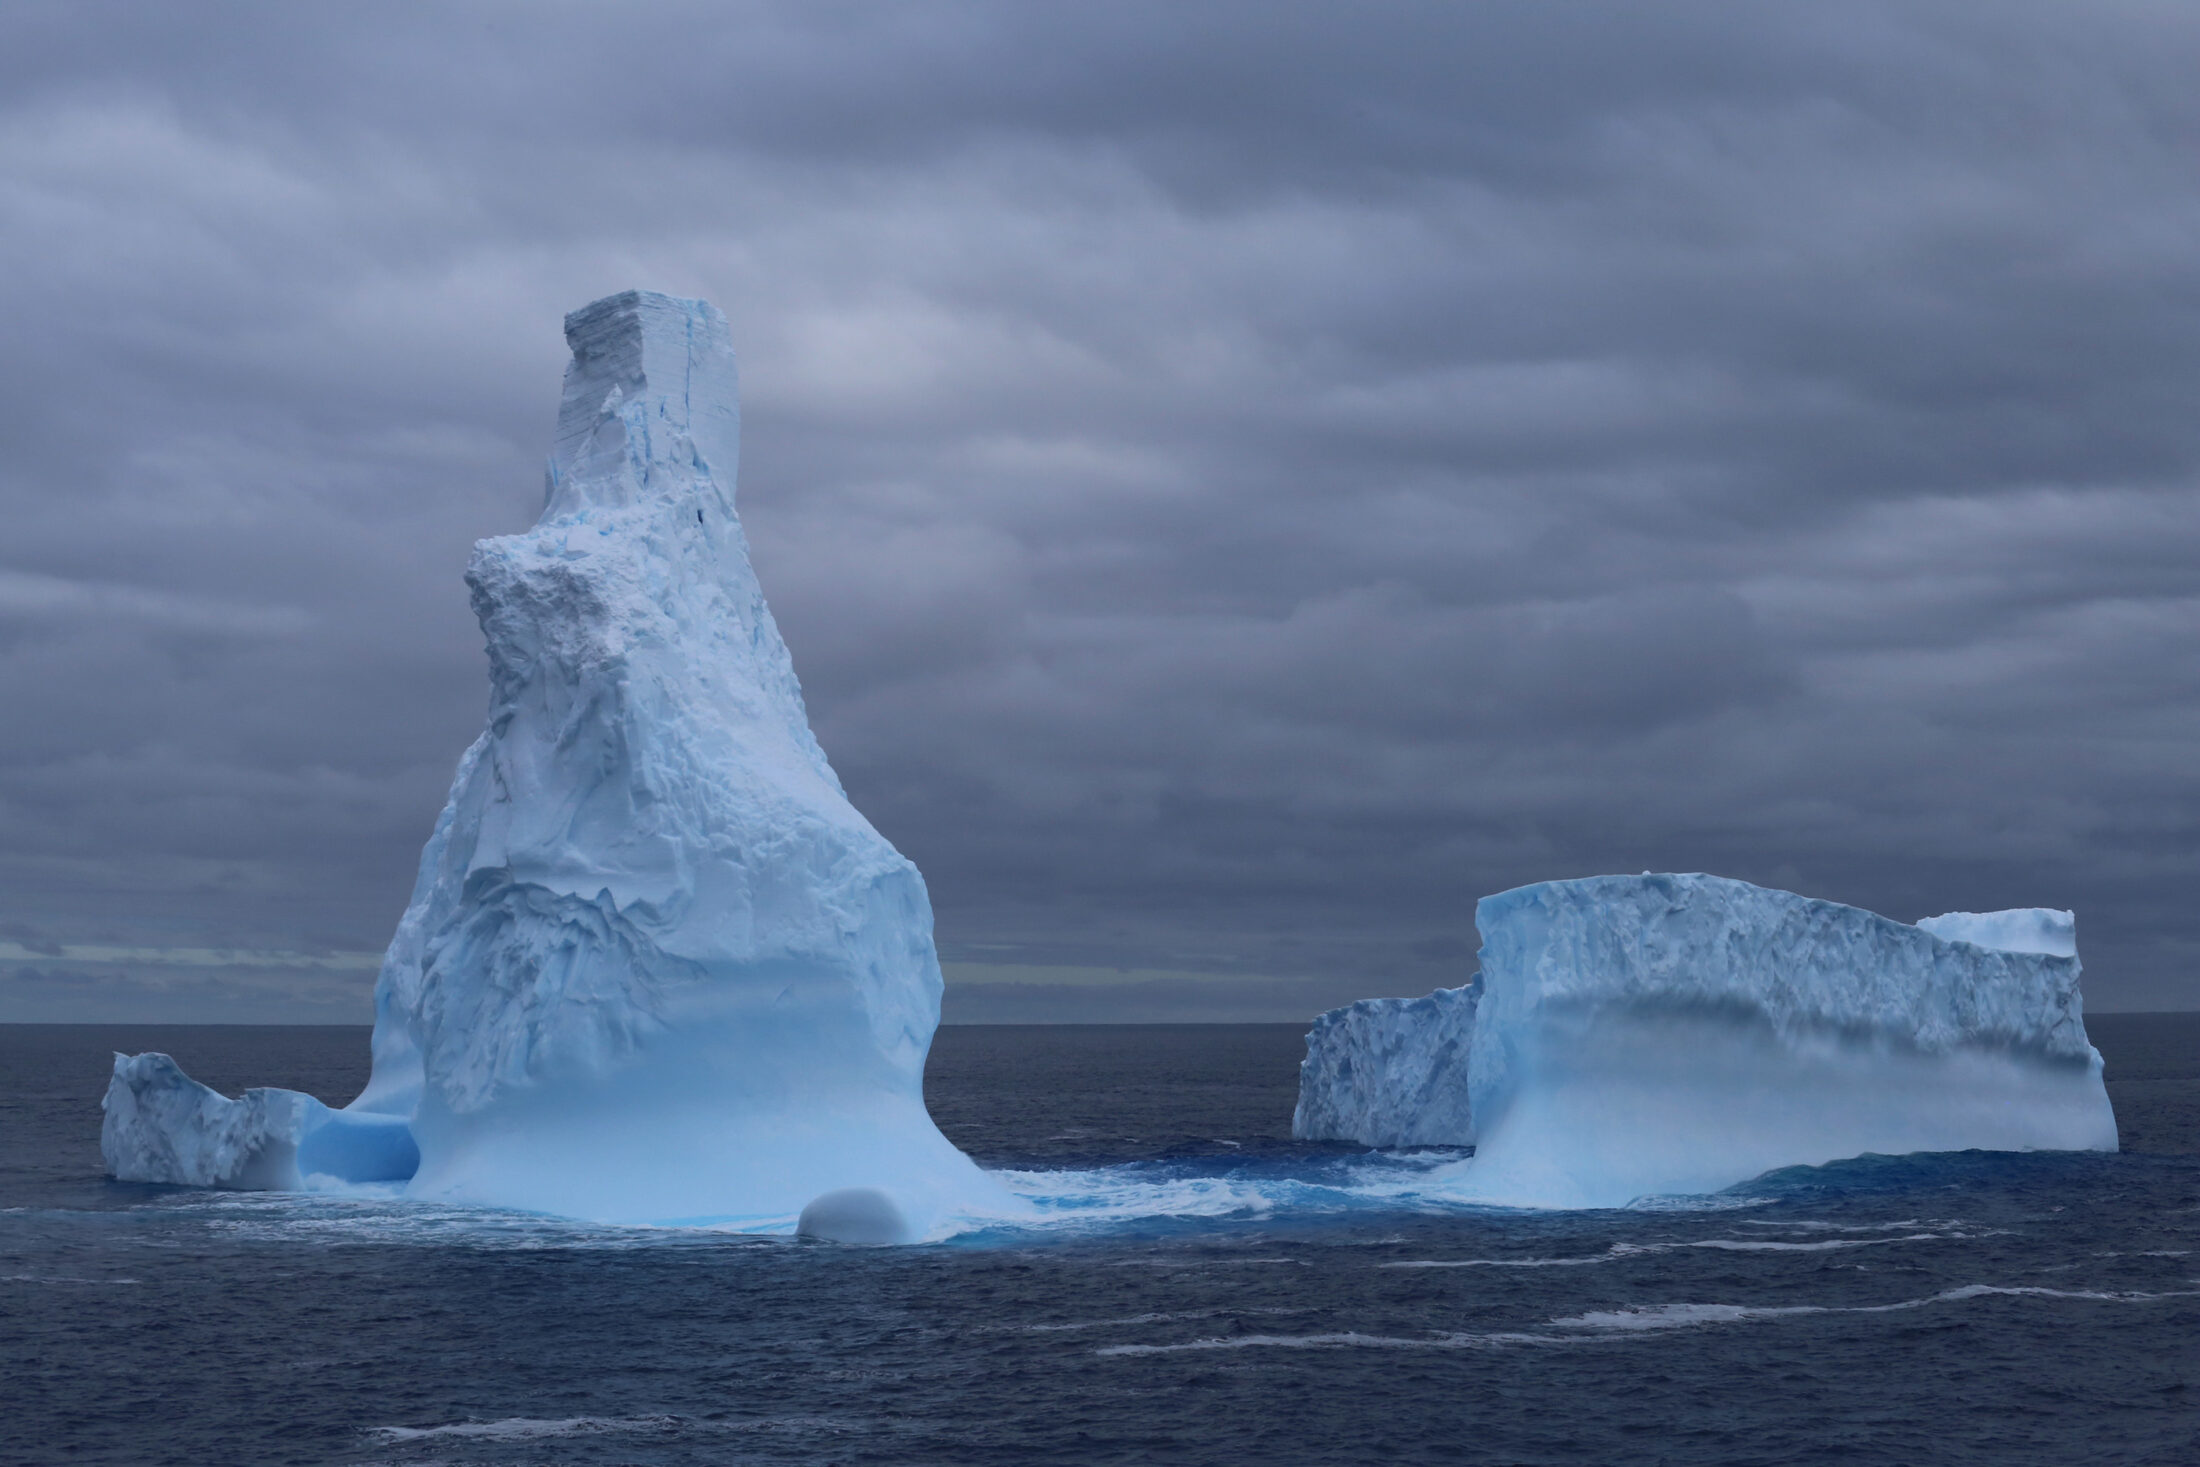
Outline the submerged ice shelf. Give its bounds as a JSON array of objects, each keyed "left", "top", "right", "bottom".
[
  {"left": 104, "top": 290, "right": 1013, "bottom": 1240},
  {"left": 1296, "top": 874, "right": 2117, "bottom": 1208}
]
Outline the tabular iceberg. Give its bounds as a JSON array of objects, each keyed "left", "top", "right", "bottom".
[
  {"left": 1292, "top": 985, "right": 1478, "bottom": 1146},
  {"left": 104, "top": 291, "right": 1011, "bottom": 1238},
  {"left": 1292, "top": 873, "right": 2116, "bottom": 1208}
]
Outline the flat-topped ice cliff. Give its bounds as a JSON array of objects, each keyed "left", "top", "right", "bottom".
[
  {"left": 104, "top": 291, "right": 1009, "bottom": 1238},
  {"left": 1291, "top": 874, "right": 2116, "bottom": 1207},
  {"left": 1293, "top": 985, "right": 1478, "bottom": 1147}
]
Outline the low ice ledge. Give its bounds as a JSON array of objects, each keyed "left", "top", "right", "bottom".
[{"left": 102, "top": 1053, "right": 418, "bottom": 1190}]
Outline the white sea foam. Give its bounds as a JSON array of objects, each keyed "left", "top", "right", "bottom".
[
  {"left": 977, "top": 1147, "right": 1790, "bottom": 1237},
  {"left": 991, "top": 1169, "right": 1296, "bottom": 1223},
  {"left": 1551, "top": 1283, "right": 2200, "bottom": 1333},
  {"left": 1100, "top": 1282, "right": 2200, "bottom": 1356},
  {"left": 135, "top": 1148, "right": 1781, "bottom": 1249},
  {"left": 1097, "top": 1330, "right": 1571, "bottom": 1356},
  {"left": 983, "top": 1159, "right": 1464, "bottom": 1231},
  {"left": 1024, "top": 1308, "right": 1303, "bottom": 1332},
  {"left": 367, "top": 1413, "right": 857, "bottom": 1442},
  {"left": 1104, "top": 1257, "right": 1308, "bottom": 1268},
  {"left": 1682, "top": 1233, "right": 1957, "bottom": 1252},
  {"left": 1621, "top": 1192, "right": 1779, "bottom": 1213},
  {"left": 1379, "top": 1225, "right": 1971, "bottom": 1268},
  {"left": 1554, "top": 1302, "right": 1796, "bottom": 1331},
  {"left": 1027, "top": 1312, "right": 1215, "bottom": 1332},
  {"left": 369, "top": 1416, "right": 687, "bottom": 1442},
  {"left": 121, "top": 1152, "right": 2074, "bottom": 1253},
  {"left": 190, "top": 1192, "right": 795, "bottom": 1250},
  {"left": 1736, "top": 1218, "right": 1935, "bottom": 1231},
  {"left": 1108, "top": 1293, "right": 2191, "bottom": 1363},
  {"left": 1380, "top": 1244, "right": 1658, "bottom": 1269}
]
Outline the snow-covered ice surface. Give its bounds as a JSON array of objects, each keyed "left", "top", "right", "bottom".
[
  {"left": 102, "top": 291, "right": 1012, "bottom": 1236},
  {"left": 1292, "top": 985, "right": 1478, "bottom": 1146},
  {"left": 1915, "top": 907, "right": 2077, "bottom": 957},
  {"left": 1438, "top": 874, "right": 2117, "bottom": 1208}
]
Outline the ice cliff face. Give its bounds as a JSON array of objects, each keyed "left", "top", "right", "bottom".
[
  {"left": 1292, "top": 985, "right": 1478, "bottom": 1147},
  {"left": 1450, "top": 874, "right": 2116, "bottom": 1207},
  {"left": 104, "top": 291, "right": 1008, "bottom": 1236},
  {"left": 102, "top": 1054, "right": 417, "bottom": 1190}
]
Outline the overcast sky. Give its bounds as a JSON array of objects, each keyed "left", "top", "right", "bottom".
[{"left": 2, "top": 1, "right": 2196, "bottom": 1021}]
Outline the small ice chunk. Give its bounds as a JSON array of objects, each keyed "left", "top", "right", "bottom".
[{"left": 101, "top": 1053, "right": 417, "bottom": 1188}]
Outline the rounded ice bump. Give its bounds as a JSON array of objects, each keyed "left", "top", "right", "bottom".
[{"left": 798, "top": 1188, "right": 918, "bottom": 1245}]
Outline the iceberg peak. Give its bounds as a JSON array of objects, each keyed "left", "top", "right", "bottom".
[{"left": 547, "top": 289, "right": 741, "bottom": 517}]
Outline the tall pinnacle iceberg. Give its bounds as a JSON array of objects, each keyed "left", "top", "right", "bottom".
[{"left": 106, "top": 292, "right": 1007, "bottom": 1236}]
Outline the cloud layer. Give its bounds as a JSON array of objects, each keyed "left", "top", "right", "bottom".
[{"left": 3, "top": 1, "right": 2197, "bottom": 1017}]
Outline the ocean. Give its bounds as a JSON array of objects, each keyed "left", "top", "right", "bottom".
[{"left": 2, "top": 1019, "right": 2195, "bottom": 1466}]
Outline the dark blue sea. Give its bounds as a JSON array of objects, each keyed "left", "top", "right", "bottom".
[{"left": 3, "top": 1020, "right": 2195, "bottom": 1466}]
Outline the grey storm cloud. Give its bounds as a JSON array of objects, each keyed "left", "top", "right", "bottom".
[{"left": 1, "top": 0, "right": 2196, "bottom": 1018}]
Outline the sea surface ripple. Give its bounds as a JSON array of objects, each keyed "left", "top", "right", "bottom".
[{"left": 2, "top": 1020, "right": 2195, "bottom": 1466}]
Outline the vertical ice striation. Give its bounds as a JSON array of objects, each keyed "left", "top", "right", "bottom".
[{"left": 104, "top": 291, "right": 1009, "bottom": 1236}]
